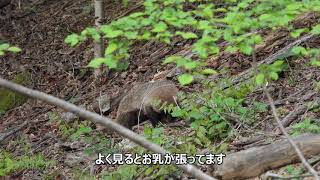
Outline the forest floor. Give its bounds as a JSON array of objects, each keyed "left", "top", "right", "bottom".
[{"left": 0, "top": 0, "right": 319, "bottom": 179}]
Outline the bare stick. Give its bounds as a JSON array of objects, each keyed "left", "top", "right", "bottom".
[
  {"left": 250, "top": 45, "right": 319, "bottom": 179},
  {"left": 0, "top": 78, "right": 216, "bottom": 180},
  {"left": 263, "top": 87, "right": 319, "bottom": 179}
]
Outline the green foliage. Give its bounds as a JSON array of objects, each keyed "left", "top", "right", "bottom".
[
  {"left": 285, "top": 165, "right": 304, "bottom": 179},
  {"left": 49, "top": 114, "right": 116, "bottom": 156},
  {"left": 48, "top": 113, "right": 94, "bottom": 140},
  {"left": 255, "top": 60, "right": 287, "bottom": 85},
  {"left": 163, "top": 56, "right": 216, "bottom": 85},
  {"left": 66, "top": 0, "right": 320, "bottom": 85},
  {"left": 70, "top": 123, "right": 93, "bottom": 140},
  {"left": 62, "top": 0, "right": 320, "bottom": 178},
  {"left": 0, "top": 43, "right": 21, "bottom": 56},
  {"left": 177, "top": 73, "right": 194, "bottom": 86},
  {"left": 71, "top": 168, "right": 97, "bottom": 180},
  {"left": 291, "top": 46, "right": 320, "bottom": 67},
  {"left": 224, "top": 79, "right": 256, "bottom": 99},
  {"left": 106, "top": 83, "right": 264, "bottom": 178},
  {"left": 103, "top": 126, "right": 181, "bottom": 179},
  {"left": 163, "top": 81, "right": 267, "bottom": 145},
  {"left": 290, "top": 118, "right": 320, "bottom": 136},
  {"left": 0, "top": 151, "right": 55, "bottom": 176},
  {"left": 144, "top": 126, "right": 166, "bottom": 145},
  {"left": 84, "top": 133, "right": 115, "bottom": 156}
]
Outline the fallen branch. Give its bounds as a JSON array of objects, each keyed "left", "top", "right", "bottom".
[
  {"left": 0, "top": 77, "right": 216, "bottom": 180},
  {"left": 280, "top": 98, "right": 320, "bottom": 129},
  {"left": 210, "top": 134, "right": 320, "bottom": 180}
]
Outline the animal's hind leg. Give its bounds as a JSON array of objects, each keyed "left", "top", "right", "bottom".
[
  {"left": 144, "top": 106, "right": 162, "bottom": 127},
  {"left": 116, "top": 111, "right": 139, "bottom": 129}
]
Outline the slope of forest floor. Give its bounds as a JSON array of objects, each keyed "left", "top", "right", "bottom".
[{"left": 0, "top": 0, "right": 319, "bottom": 179}]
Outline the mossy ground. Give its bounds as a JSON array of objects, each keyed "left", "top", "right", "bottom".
[{"left": 0, "top": 72, "right": 31, "bottom": 116}]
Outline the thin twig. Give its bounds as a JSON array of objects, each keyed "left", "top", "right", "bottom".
[
  {"left": 251, "top": 45, "right": 319, "bottom": 179},
  {"left": 263, "top": 87, "right": 319, "bottom": 179}
]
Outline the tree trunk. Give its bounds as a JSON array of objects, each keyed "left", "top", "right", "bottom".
[{"left": 94, "top": 0, "right": 107, "bottom": 79}]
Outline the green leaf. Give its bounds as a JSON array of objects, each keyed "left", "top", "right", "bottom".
[
  {"left": 259, "top": 14, "right": 272, "bottom": 21},
  {"left": 184, "top": 61, "right": 198, "bottom": 70},
  {"left": 0, "top": 51, "right": 4, "bottom": 56},
  {"left": 198, "top": 20, "right": 210, "bottom": 30},
  {"left": 104, "top": 30, "right": 123, "bottom": 38},
  {"left": 269, "top": 72, "right": 279, "bottom": 80},
  {"left": 291, "top": 46, "right": 308, "bottom": 56},
  {"left": 104, "top": 56, "right": 118, "bottom": 69},
  {"left": 188, "top": 110, "right": 204, "bottom": 120},
  {"left": 100, "top": 25, "right": 112, "bottom": 34},
  {"left": 210, "top": 114, "right": 221, "bottom": 122},
  {"left": 201, "top": 68, "right": 218, "bottom": 75},
  {"left": 87, "top": 58, "right": 105, "bottom": 68},
  {"left": 84, "top": 27, "right": 100, "bottom": 41},
  {"left": 7, "top": 46, "right": 21, "bottom": 53},
  {"left": 152, "top": 21, "right": 168, "bottom": 32},
  {"left": 78, "top": 126, "right": 92, "bottom": 134},
  {"left": 140, "top": 31, "right": 151, "bottom": 39},
  {"left": 290, "top": 28, "right": 307, "bottom": 38},
  {"left": 239, "top": 43, "right": 253, "bottom": 55},
  {"left": 256, "top": 73, "right": 265, "bottom": 85},
  {"left": 311, "top": 60, "right": 320, "bottom": 67},
  {"left": 252, "top": 35, "right": 263, "bottom": 44},
  {"left": 311, "top": 24, "right": 320, "bottom": 35},
  {"left": 273, "top": 60, "right": 284, "bottom": 67},
  {"left": 124, "top": 31, "right": 138, "bottom": 39},
  {"left": 65, "top": 34, "right": 79, "bottom": 46},
  {"left": 145, "top": 168, "right": 153, "bottom": 176},
  {"left": 0, "top": 43, "right": 10, "bottom": 50},
  {"left": 176, "top": 58, "right": 188, "bottom": 67},
  {"left": 178, "top": 74, "right": 194, "bottom": 86},
  {"left": 202, "top": 5, "right": 214, "bottom": 18},
  {"left": 171, "top": 109, "right": 185, "bottom": 117},
  {"left": 105, "top": 43, "right": 118, "bottom": 55},
  {"left": 176, "top": 31, "right": 198, "bottom": 39},
  {"left": 163, "top": 56, "right": 181, "bottom": 64},
  {"left": 225, "top": 46, "right": 238, "bottom": 53}
]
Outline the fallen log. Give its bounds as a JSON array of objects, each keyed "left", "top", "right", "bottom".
[{"left": 210, "top": 134, "right": 320, "bottom": 180}]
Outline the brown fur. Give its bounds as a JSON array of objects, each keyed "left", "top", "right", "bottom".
[{"left": 115, "top": 80, "right": 178, "bottom": 130}]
